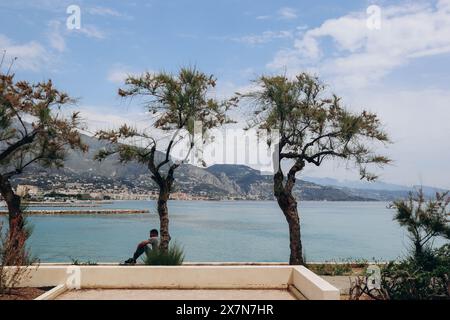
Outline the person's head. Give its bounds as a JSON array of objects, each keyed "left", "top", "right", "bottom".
[{"left": 150, "top": 229, "right": 159, "bottom": 238}]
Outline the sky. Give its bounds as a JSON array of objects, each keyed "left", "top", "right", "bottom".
[{"left": 0, "top": 0, "right": 449, "bottom": 189}]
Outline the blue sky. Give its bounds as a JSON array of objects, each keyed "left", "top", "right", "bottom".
[
  {"left": 0, "top": 0, "right": 368, "bottom": 104},
  {"left": 1, "top": 0, "right": 450, "bottom": 188}
]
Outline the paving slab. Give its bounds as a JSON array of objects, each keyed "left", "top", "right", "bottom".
[
  {"left": 321, "top": 276, "right": 356, "bottom": 295},
  {"left": 57, "top": 289, "right": 299, "bottom": 300}
]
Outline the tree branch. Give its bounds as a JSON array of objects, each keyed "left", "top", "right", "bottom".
[{"left": 0, "top": 131, "right": 38, "bottom": 163}]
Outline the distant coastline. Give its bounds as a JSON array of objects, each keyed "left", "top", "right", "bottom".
[{"left": 0, "top": 208, "right": 149, "bottom": 215}]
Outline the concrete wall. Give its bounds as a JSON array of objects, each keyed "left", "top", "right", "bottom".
[
  {"left": 79, "top": 266, "right": 293, "bottom": 289},
  {"left": 8, "top": 265, "right": 340, "bottom": 300},
  {"left": 292, "top": 266, "right": 341, "bottom": 300}
]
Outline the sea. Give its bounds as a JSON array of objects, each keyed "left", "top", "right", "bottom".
[{"left": 1, "top": 200, "right": 419, "bottom": 263}]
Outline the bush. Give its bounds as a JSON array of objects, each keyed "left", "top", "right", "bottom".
[
  {"left": 381, "top": 245, "right": 450, "bottom": 300},
  {"left": 391, "top": 190, "right": 450, "bottom": 260},
  {"left": 307, "top": 258, "right": 368, "bottom": 276},
  {"left": 350, "top": 190, "right": 450, "bottom": 300},
  {"left": 308, "top": 262, "right": 353, "bottom": 276},
  {"left": 143, "top": 242, "right": 185, "bottom": 266}
]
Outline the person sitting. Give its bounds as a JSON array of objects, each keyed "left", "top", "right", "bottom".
[{"left": 124, "top": 229, "right": 159, "bottom": 264}]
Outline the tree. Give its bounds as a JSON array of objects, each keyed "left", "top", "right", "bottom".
[
  {"left": 392, "top": 190, "right": 450, "bottom": 260},
  {"left": 0, "top": 58, "right": 87, "bottom": 245},
  {"left": 95, "top": 67, "right": 234, "bottom": 251},
  {"left": 350, "top": 191, "right": 450, "bottom": 300},
  {"left": 238, "top": 73, "right": 390, "bottom": 265}
]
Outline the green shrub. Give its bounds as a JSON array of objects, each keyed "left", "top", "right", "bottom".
[
  {"left": 381, "top": 245, "right": 450, "bottom": 300},
  {"left": 391, "top": 190, "right": 450, "bottom": 260},
  {"left": 350, "top": 191, "right": 450, "bottom": 300},
  {"left": 380, "top": 190, "right": 450, "bottom": 299},
  {"left": 307, "top": 261, "right": 353, "bottom": 276},
  {"left": 143, "top": 242, "right": 185, "bottom": 266}
]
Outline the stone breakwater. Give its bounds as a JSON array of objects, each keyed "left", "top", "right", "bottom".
[
  {"left": 0, "top": 209, "right": 149, "bottom": 215},
  {"left": 0, "top": 201, "right": 114, "bottom": 208}
]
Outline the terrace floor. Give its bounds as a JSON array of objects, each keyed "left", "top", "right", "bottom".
[{"left": 56, "top": 288, "right": 301, "bottom": 300}]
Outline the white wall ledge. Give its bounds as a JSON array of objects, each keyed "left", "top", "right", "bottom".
[{"left": 7, "top": 265, "right": 340, "bottom": 300}]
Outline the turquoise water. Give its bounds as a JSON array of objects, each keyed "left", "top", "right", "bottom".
[{"left": 5, "top": 201, "right": 414, "bottom": 262}]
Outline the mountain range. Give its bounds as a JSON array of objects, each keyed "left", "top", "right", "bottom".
[{"left": 12, "top": 133, "right": 448, "bottom": 201}]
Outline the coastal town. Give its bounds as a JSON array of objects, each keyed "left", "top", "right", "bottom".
[
  {"left": 9, "top": 182, "right": 212, "bottom": 202},
  {"left": 6, "top": 168, "right": 238, "bottom": 201}
]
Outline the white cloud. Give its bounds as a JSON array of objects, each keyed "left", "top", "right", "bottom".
[
  {"left": 278, "top": 7, "right": 297, "bottom": 20},
  {"left": 71, "top": 105, "right": 175, "bottom": 152},
  {"left": 269, "top": 1, "right": 450, "bottom": 88},
  {"left": 0, "top": 0, "right": 72, "bottom": 11},
  {"left": 76, "top": 25, "right": 106, "bottom": 39},
  {"left": 231, "top": 30, "right": 293, "bottom": 45},
  {"left": 263, "top": 1, "right": 450, "bottom": 188},
  {"left": 87, "top": 6, "right": 123, "bottom": 17},
  {"left": 107, "top": 65, "right": 142, "bottom": 84},
  {"left": 213, "top": 81, "right": 260, "bottom": 100},
  {"left": 45, "top": 19, "right": 105, "bottom": 54},
  {"left": 68, "top": 105, "right": 150, "bottom": 135},
  {"left": 329, "top": 87, "right": 450, "bottom": 189},
  {"left": 0, "top": 35, "right": 49, "bottom": 71},
  {"left": 47, "top": 20, "right": 66, "bottom": 52},
  {"left": 107, "top": 69, "right": 130, "bottom": 84},
  {"left": 86, "top": 6, "right": 133, "bottom": 20},
  {"left": 255, "top": 6, "right": 298, "bottom": 21}
]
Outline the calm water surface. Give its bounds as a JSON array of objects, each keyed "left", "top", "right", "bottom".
[{"left": 5, "top": 200, "right": 414, "bottom": 262}]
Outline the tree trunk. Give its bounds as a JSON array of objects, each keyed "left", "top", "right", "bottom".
[
  {"left": 276, "top": 192, "right": 304, "bottom": 265},
  {"left": 414, "top": 240, "right": 423, "bottom": 261},
  {"left": 273, "top": 160, "right": 305, "bottom": 265},
  {"left": 0, "top": 175, "right": 25, "bottom": 249},
  {"left": 148, "top": 155, "right": 177, "bottom": 254},
  {"left": 157, "top": 188, "right": 171, "bottom": 252}
]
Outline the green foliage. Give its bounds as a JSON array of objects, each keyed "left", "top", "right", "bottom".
[
  {"left": 118, "top": 67, "right": 235, "bottom": 133},
  {"left": 143, "top": 242, "right": 185, "bottom": 266},
  {"left": 308, "top": 263, "right": 353, "bottom": 276},
  {"left": 238, "top": 73, "right": 390, "bottom": 181},
  {"left": 0, "top": 72, "right": 88, "bottom": 173},
  {"left": 351, "top": 192, "right": 450, "bottom": 300},
  {"left": 385, "top": 192, "right": 449, "bottom": 299},
  {"left": 96, "top": 67, "right": 236, "bottom": 168},
  {"left": 392, "top": 190, "right": 450, "bottom": 259},
  {"left": 95, "top": 67, "right": 237, "bottom": 252},
  {"left": 381, "top": 245, "right": 450, "bottom": 300},
  {"left": 238, "top": 72, "right": 390, "bottom": 265},
  {"left": 0, "top": 60, "right": 88, "bottom": 239},
  {"left": 307, "top": 258, "right": 369, "bottom": 276}
]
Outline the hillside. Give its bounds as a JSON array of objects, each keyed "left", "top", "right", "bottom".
[
  {"left": 12, "top": 132, "right": 446, "bottom": 201},
  {"left": 10, "top": 134, "right": 375, "bottom": 201}
]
